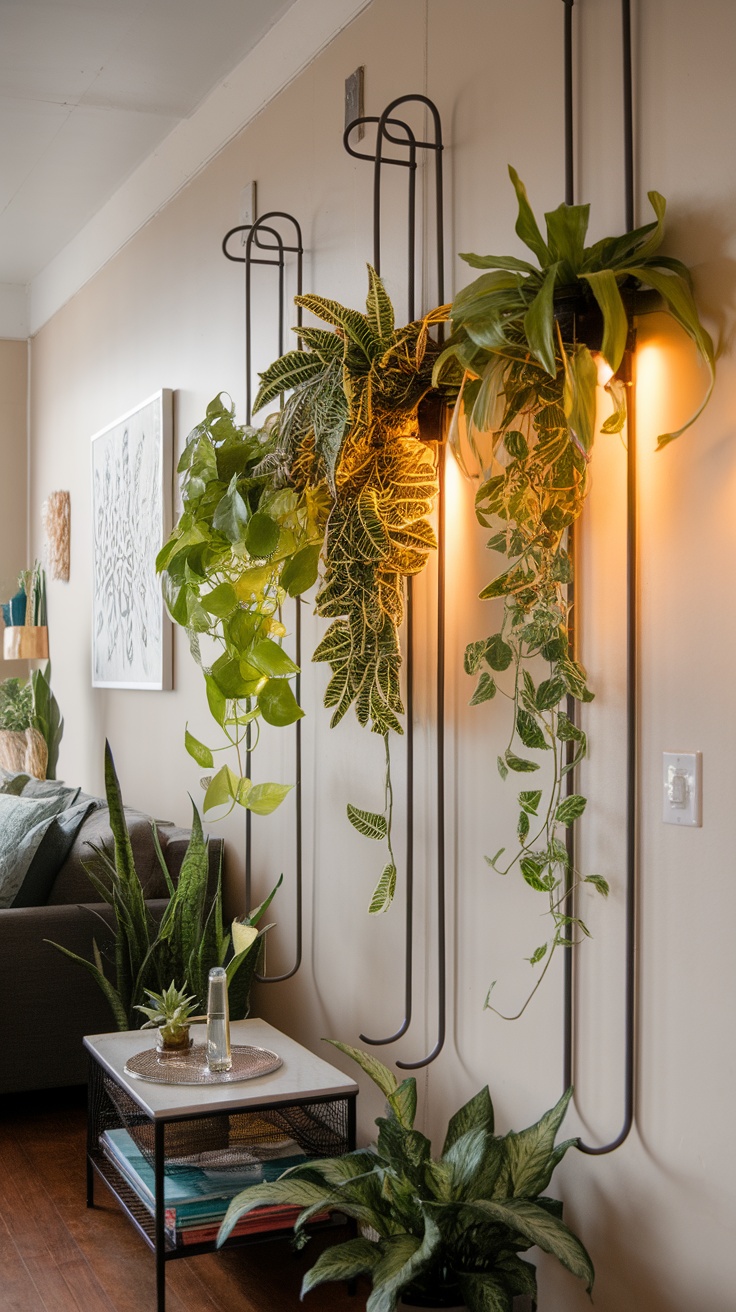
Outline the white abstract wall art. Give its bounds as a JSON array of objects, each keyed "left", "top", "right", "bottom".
[{"left": 91, "top": 390, "right": 173, "bottom": 690}]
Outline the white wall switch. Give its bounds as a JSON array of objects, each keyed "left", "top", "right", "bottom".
[{"left": 662, "top": 751, "right": 702, "bottom": 827}]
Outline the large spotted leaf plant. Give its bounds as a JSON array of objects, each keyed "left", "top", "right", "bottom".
[
  {"left": 435, "top": 167, "right": 715, "bottom": 1013},
  {"left": 253, "top": 268, "right": 446, "bottom": 914}
]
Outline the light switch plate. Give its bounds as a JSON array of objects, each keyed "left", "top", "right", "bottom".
[{"left": 662, "top": 751, "right": 702, "bottom": 826}]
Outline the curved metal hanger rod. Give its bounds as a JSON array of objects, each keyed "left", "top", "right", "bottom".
[
  {"left": 222, "top": 209, "right": 305, "bottom": 983},
  {"left": 346, "top": 95, "right": 447, "bottom": 1067},
  {"left": 561, "top": 0, "right": 638, "bottom": 1154}
]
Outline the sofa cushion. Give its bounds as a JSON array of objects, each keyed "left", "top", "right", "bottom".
[
  {"left": 46, "top": 806, "right": 176, "bottom": 904},
  {"left": 0, "top": 767, "right": 81, "bottom": 808},
  {"left": 0, "top": 793, "right": 70, "bottom": 907},
  {"left": 11, "top": 799, "right": 99, "bottom": 907}
]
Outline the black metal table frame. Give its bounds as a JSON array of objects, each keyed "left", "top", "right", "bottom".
[{"left": 86, "top": 1054, "right": 357, "bottom": 1312}]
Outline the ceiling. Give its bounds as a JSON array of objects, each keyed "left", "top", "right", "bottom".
[{"left": 0, "top": 0, "right": 298, "bottom": 286}]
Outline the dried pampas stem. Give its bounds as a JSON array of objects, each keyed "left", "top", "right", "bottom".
[{"left": 42, "top": 491, "right": 70, "bottom": 581}]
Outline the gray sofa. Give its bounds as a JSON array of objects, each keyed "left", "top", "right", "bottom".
[{"left": 0, "top": 804, "right": 222, "bottom": 1094}]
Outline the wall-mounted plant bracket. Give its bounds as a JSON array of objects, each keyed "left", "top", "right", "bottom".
[
  {"left": 344, "top": 96, "right": 447, "bottom": 1069},
  {"left": 561, "top": 0, "right": 641, "bottom": 1156},
  {"left": 222, "top": 212, "right": 304, "bottom": 983}
]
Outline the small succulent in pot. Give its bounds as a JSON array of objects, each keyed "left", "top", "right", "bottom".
[{"left": 135, "top": 980, "right": 199, "bottom": 1051}]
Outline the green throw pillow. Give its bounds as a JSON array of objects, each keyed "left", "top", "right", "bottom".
[{"left": 0, "top": 793, "right": 70, "bottom": 908}]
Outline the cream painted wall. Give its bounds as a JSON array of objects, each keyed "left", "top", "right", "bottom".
[
  {"left": 0, "top": 338, "right": 28, "bottom": 678},
  {"left": 27, "top": 1, "right": 736, "bottom": 1308}
]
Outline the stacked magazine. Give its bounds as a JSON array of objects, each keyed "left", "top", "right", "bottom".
[{"left": 100, "top": 1124, "right": 316, "bottom": 1247}]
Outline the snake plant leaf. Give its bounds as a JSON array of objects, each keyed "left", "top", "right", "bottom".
[
  {"left": 368, "top": 862, "right": 396, "bottom": 914},
  {"left": 579, "top": 268, "right": 629, "bottom": 373},
  {"left": 508, "top": 165, "right": 551, "bottom": 266},
  {"left": 184, "top": 726, "right": 214, "bottom": 769},
  {"left": 463, "top": 1198, "right": 594, "bottom": 1292},
  {"left": 302, "top": 1240, "right": 382, "bottom": 1297},
  {"left": 253, "top": 349, "right": 325, "bottom": 413},
  {"left": 523, "top": 263, "right": 560, "bottom": 376},
  {"left": 257, "top": 677, "right": 304, "bottom": 727},
  {"left": 45, "top": 940, "right": 129, "bottom": 1030},
  {"left": 545, "top": 201, "right": 590, "bottom": 279}
]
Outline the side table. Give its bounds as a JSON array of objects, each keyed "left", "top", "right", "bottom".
[{"left": 84, "top": 1018, "right": 358, "bottom": 1312}]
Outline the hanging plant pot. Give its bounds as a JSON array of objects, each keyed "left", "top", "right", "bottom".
[{"left": 3, "top": 625, "right": 49, "bottom": 661}]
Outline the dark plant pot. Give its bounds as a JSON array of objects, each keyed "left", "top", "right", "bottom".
[{"left": 398, "top": 1295, "right": 534, "bottom": 1311}]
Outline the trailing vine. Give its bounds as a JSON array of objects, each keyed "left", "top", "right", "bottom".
[
  {"left": 436, "top": 168, "right": 715, "bottom": 1012},
  {"left": 254, "top": 268, "right": 447, "bottom": 912},
  {"left": 157, "top": 394, "right": 327, "bottom": 817}
]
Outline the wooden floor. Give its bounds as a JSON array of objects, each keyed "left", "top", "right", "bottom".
[{"left": 0, "top": 1087, "right": 368, "bottom": 1312}]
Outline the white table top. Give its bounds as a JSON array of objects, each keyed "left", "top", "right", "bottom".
[{"left": 84, "top": 1018, "right": 358, "bottom": 1121}]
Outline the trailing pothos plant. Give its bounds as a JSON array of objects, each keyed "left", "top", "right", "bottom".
[
  {"left": 156, "top": 394, "right": 327, "bottom": 819},
  {"left": 435, "top": 167, "right": 715, "bottom": 1014},
  {"left": 253, "top": 268, "right": 447, "bottom": 914}
]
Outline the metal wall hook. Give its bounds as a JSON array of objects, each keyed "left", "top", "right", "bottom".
[
  {"left": 345, "top": 96, "right": 447, "bottom": 1066},
  {"left": 222, "top": 209, "right": 305, "bottom": 983},
  {"left": 561, "top": 0, "right": 638, "bottom": 1154}
]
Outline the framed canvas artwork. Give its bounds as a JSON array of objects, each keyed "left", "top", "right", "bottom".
[{"left": 91, "top": 389, "right": 173, "bottom": 690}]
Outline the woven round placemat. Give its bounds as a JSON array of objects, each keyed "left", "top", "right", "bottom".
[{"left": 124, "top": 1044, "right": 282, "bottom": 1085}]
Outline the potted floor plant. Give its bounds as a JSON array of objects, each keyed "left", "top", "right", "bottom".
[
  {"left": 48, "top": 743, "right": 279, "bottom": 1028},
  {"left": 218, "top": 1042, "right": 593, "bottom": 1311},
  {"left": 434, "top": 167, "right": 715, "bottom": 1011}
]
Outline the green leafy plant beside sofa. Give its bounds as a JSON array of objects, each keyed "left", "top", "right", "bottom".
[
  {"left": 48, "top": 743, "right": 279, "bottom": 1028},
  {"left": 434, "top": 168, "right": 715, "bottom": 1010},
  {"left": 157, "top": 393, "right": 327, "bottom": 819},
  {"left": 219, "top": 1042, "right": 593, "bottom": 1311},
  {"left": 254, "top": 268, "right": 447, "bottom": 913},
  {"left": 0, "top": 663, "right": 63, "bottom": 779}
]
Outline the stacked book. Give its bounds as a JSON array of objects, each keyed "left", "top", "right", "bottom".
[{"left": 100, "top": 1124, "right": 316, "bottom": 1247}]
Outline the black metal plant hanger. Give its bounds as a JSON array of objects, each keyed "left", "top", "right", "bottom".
[
  {"left": 343, "top": 96, "right": 447, "bottom": 1069},
  {"left": 561, "top": 0, "right": 638, "bottom": 1154},
  {"left": 222, "top": 213, "right": 305, "bottom": 982}
]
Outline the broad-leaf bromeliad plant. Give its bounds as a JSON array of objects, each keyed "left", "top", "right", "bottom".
[
  {"left": 254, "top": 268, "right": 447, "bottom": 914},
  {"left": 435, "top": 167, "right": 715, "bottom": 1013},
  {"left": 219, "top": 1041, "right": 594, "bottom": 1311}
]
